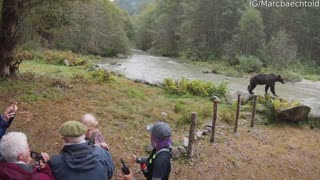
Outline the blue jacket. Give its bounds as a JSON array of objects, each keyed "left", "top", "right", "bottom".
[
  {"left": 0, "top": 115, "right": 14, "bottom": 139},
  {"left": 49, "top": 141, "right": 114, "bottom": 180}
]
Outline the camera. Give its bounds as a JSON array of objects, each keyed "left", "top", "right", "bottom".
[{"left": 30, "top": 151, "right": 44, "bottom": 162}]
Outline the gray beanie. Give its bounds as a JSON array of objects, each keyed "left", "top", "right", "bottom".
[{"left": 147, "top": 122, "right": 172, "bottom": 140}]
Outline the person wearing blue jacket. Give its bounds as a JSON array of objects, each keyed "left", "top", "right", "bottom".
[
  {"left": 0, "top": 102, "right": 18, "bottom": 139},
  {"left": 49, "top": 121, "right": 115, "bottom": 180}
]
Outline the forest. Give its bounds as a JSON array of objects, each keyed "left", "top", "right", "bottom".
[{"left": 0, "top": 0, "right": 319, "bottom": 78}]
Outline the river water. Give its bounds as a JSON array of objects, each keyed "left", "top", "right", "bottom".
[{"left": 100, "top": 50, "right": 320, "bottom": 115}]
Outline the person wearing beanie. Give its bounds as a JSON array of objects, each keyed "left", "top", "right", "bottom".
[
  {"left": 49, "top": 121, "right": 115, "bottom": 180},
  {"left": 118, "top": 121, "right": 172, "bottom": 180}
]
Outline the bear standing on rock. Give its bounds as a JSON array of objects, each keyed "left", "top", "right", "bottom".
[{"left": 248, "top": 74, "right": 285, "bottom": 96}]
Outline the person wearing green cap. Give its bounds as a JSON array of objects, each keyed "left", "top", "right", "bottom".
[{"left": 49, "top": 121, "right": 115, "bottom": 180}]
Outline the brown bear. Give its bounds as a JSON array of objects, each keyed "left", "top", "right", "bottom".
[{"left": 248, "top": 74, "right": 284, "bottom": 96}]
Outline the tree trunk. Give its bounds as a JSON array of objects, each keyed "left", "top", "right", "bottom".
[{"left": 0, "top": 0, "right": 23, "bottom": 77}]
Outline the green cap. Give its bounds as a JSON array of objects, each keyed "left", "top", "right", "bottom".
[{"left": 59, "top": 121, "right": 88, "bottom": 137}]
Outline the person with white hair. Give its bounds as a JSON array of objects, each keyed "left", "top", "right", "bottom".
[
  {"left": 80, "top": 113, "right": 109, "bottom": 150},
  {"left": 49, "top": 121, "right": 114, "bottom": 180},
  {"left": 0, "top": 132, "right": 54, "bottom": 180}
]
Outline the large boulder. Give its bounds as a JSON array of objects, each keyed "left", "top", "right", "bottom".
[{"left": 275, "top": 105, "right": 311, "bottom": 121}]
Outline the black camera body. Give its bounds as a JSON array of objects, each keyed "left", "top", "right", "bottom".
[{"left": 30, "top": 151, "right": 44, "bottom": 162}]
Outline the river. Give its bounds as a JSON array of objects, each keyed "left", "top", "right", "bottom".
[{"left": 100, "top": 50, "right": 320, "bottom": 115}]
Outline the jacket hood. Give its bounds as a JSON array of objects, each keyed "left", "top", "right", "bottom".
[{"left": 62, "top": 142, "right": 99, "bottom": 171}]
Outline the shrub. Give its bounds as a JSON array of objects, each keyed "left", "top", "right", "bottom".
[
  {"left": 281, "top": 70, "right": 302, "bottom": 81},
  {"left": 91, "top": 69, "right": 115, "bottom": 83},
  {"left": 181, "top": 48, "right": 218, "bottom": 61},
  {"left": 163, "top": 78, "right": 228, "bottom": 98},
  {"left": 14, "top": 50, "right": 35, "bottom": 61},
  {"left": 43, "top": 50, "right": 86, "bottom": 66},
  {"left": 264, "top": 30, "right": 297, "bottom": 69},
  {"left": 238, "top": 55, "right": 263, "bottom": 73}
]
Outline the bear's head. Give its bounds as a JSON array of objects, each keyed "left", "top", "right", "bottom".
[{"left": 277, "top": 75, "right": 285, "bottom": 84}]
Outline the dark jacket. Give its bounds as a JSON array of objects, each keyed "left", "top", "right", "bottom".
[
  {"left": 145, "top": 148, "right": 172, "bottom": 180},
  {"left": 0, "top": 115, "right": 14, "bottom": 138},
  {"left": 0, "top": 162, "right": 55, "bottom": 180},
  {"left": 49, "top": 141, "right": 114, "bottom": 180}
]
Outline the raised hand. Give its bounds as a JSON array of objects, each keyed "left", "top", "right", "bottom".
[{"left": 4, "top": 102, "right": 18, "bottom": 121}]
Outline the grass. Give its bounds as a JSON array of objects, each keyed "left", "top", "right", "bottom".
[
  {"left": 1, "top": 56, "right": 214, "bottom": 153},
  {"left": 20, "top": 60, "right": 90, "bottom": 79}
]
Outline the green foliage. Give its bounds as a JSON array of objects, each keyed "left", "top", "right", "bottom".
[
  {"left": 219, "top": 103, "right": 237, "bottom": 125},
  {"left": 285, "top": 61, "right": 320, "bottom": 81},
  {"left": 181, "top": 48, "right": 218, "bottom": 61},
  {"left": 280, "top": 70, "right": 303, "bottom": 82},
  {"left": 272, "top": 98, "right": 301, "bottom": 110},
  {"left": 238, "top": 7, "right": 265, "bottom": 55},
  {"left": 163, "top": 78, "right": 228, "bottom": 98},
  {"left": 91, "top": 69, "right": 115, "bottom": 83},
  {"left": 174, "top": 101, "right": 211, "bottom": 126},
  {"left": 17, "top": 0, "right": 131, "bottom": 57},
  {"left": 126, "top": 88, "right": 145, "bottom": 99},
  {"left": 14, "top": 50, "right": 35, "bottom": 61},
  {"left": 42, "top": 50, "right": 86, "bottom": 66},
  {"left": 264, "top": 30, "right": 297, "bottom": 69},
  {"left": 238, "top": 55, "right": 263, "bottom": 73}
]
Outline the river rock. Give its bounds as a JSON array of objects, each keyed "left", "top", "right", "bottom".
[
  {"left": 161, "top": 112, "right": 168, "bottom": 117},
  {"left": 177, "top": 146, "right": 187, "bottom": 154},
  {"left": 275, "top": 105, "right": 311, "bottom": 122},
  {"left": 204, "top": 126, "right": 212, "bottom": 132},
  {"left": 133, "top": 79, "right": 151, "bottom": 86},
  {"left": 116, "top": 54, "right": 127, "bottom": 58},
  {"left": 183, "top": 137, "right": 189, "bottom": 148},
  {"left": 64, "top": 59, "right": 70, "bottom": 66},
  {"left": 202, "top": 129, "right": 208, "bottom": 136},
  {"left": 195, "top": 130, "right": 203, "bottom": 139},
  {"left": 171, "top": 147, "right": 181, "bottom": 159}
]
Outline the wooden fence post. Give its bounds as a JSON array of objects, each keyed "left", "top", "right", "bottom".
[
  {"left": 234, "top": 94, "right": 241, "bottom": 133},
  {"left": 210, "top": 100, "right": 218, "bottom": 143},
  {"left": 251, "top": 95, "right": 257, "bottom": 127},
  {"left": 187, "top": 112, "right": 197, "bottom": 158}
]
